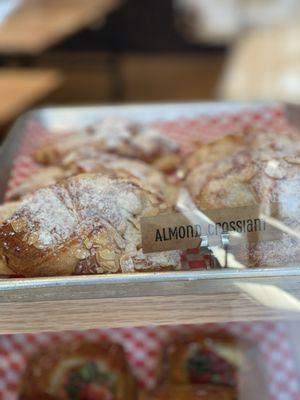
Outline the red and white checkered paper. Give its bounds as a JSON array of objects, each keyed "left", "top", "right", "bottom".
[
  {"left": 1, "top": 105, "right": 300, "bottom": 399},
  {"left": 0, "top": 323, "right": 299, "bottom": 400}
]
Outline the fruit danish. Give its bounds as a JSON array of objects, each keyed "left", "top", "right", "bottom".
[
  {"left": 0, "top": 170, "right": 181, "bottom": 277},
  {"left": 20, "top": 340, "right": 136, "bottom": 400},
  {"left": 167, "top": 333, "right": 239, "bottom": 388}
]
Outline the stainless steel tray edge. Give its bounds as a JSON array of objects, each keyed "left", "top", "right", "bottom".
[{"left": 1, "top": 267, "right": 300, "bottom": 303}]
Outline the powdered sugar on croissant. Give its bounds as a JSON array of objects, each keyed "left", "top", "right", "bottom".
[
  {"left": 64, "top": 152, "right": 178, "bottom": 203},
  {"left": 0, "top": 171, "right": 181, "bottom": 277},
  {"left": 34, "top": 118, "right": 180, "bottom": 172}
]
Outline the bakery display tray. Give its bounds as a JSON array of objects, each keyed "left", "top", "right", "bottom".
[{"left": 0, "top": 101, "right": 299, "bottom": 333}]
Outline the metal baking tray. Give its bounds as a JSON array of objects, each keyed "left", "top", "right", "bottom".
[{"left": 0, "top": 101, "right": 299, "bottom": 333}]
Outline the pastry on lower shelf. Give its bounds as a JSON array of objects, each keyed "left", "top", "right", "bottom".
[
  {"left": 65, "top": 153, "right": 178, "bottom": 204},
  {"left": 20, "top": 340, "right": 136, "bottom": 400},
  {"left": 0, "top": 170, "right": 181, "bottom": 277},
  {"left": 142, "top": 384, "right": 236, "bottom": 400},
  {"left": 34, "top": 118, "right": 180, "bottom": 173},
  {"left": 185, "top": 148, "right": 300, "bottom": 267},
  {"left": 167, "top": 333, "right": 241, "bottom": 387},
  {"left": 0, "top": 201, "right": 21, "bottom": 275},
  {"left": 9, "top": 166, "right": 68, "bottom": 200},
  {"left": 184, "top": 129, "right": 300, "bottom": 173}
]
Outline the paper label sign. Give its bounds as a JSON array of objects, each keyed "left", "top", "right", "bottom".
[{"left": 141, "top": 204, "right": 283, "bottom": 253}]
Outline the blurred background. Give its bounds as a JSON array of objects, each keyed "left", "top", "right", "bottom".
[{"left": 0, "top": 0, "right": 300, "bottom": 139}]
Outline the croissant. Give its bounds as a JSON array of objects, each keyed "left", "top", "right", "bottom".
[
  {"left": 64, "top": 152, "right": 178, "bottom": 204},
  {"left": 186, "top": 148, "right": 300, "bottom": 267},
  {"left": 20, "top": 340, "right": 136, "bottom": 400},
  {"left": 34, "top": 130, "right": 102, "bottom": 165},
  {"left": 167, "top": 332, "right": 239, "bottom": 387},
  {"left": 0, "top": 202, "right": 21, "bottom": 275},
  {"left": 0, "top": 170, "right": 181, "bottom": 277},
  {"left": 10, "top": 156, "right": 177, "bottom": 205},
  {"left": 184, "top": 129, "right": 300, "bottom": 173},
  {"left": 34, "top": 118, "right": 136, "bottom": 164},
  {"left": 9, "top": 166, "right": 68, "bottom": 200},
  {"left": 34, "top": 118, "right": 180, "bottom": 173}
]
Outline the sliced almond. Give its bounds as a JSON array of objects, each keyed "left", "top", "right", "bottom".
[
  {"left": 27, "top": 232, "right": 39, "bottom": 246},
  {"left": 103, "top": 260, "right": 119, "bottom": 273},
  {"left": 159, "top": 203, "right": 169, "bottom": 211},
  {"left": 98, "top": 249, "right": 115, "bottom": 261},
  {"left": 285, "top": 156, "right": 300, "bottom": 165},
  {"left": 148, "top": 194, "right": 160, "bottom": 206},
  {"left": 120, "top": 254, "right": 135, "bottom": 273},
  {"left": 264, "top": 161, "right": 286, "bottom": 180},
  {"left": 114, "top": 233, "right": 125, "bottom": 249},
  {"left": 118, "top": 221, "right": 127, "bottom": 235},
  {"left": 95, "top": 250, "right": 101, "bottom": 266},
  {"left": 95, "top": 265, "right": 105, "bottom": 274},
  {"left": 238, "top": 164, "right": 256, "bottom": 182},
  {"left": 75, "top": 248, "right": 90, "bottom": 260},
  {"left": 11, "top": 218, "right": 27, "bottom": 233},
  {"left": 143, "top": 207, "right": 160, "bottom": 218},
  {"left": 125, "top": 242, "right": 137, "bottom": 255},
  {"left": 83, "top": 237, "right": 93, "bottom": 250},
  {"left": 34, "top": 241, "right": 46, "bottom": 250},
  {"left": 22, "top": 232, "right": 29, "bottom": 242},
  {"left": 93, "top": 234, "right": 107, "bottom": 247}
]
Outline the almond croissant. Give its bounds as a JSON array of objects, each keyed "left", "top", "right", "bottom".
[
  {"left": 0, "top": 171, "right": 181, "bottom": 277},
  {"left": 35, "top": 118, "right": 180, "bottom": 173}
]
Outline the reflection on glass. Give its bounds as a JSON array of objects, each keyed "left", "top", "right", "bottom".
[
  {"left": 236, "top": 282, "right": 300, "bottom": 311},
  {"left": 0, "top": 0, "right": 22, "bottom": 24}
]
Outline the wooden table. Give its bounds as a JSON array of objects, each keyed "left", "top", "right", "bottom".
[
  {"left": 0, "top": 68, "right": 62, "bottom": 124},
  {"left": 219, "top": 26, "right": 300, "bottom": 102},
  {"left": 0, "top": 0, "right": 120, "bottom": 54}
]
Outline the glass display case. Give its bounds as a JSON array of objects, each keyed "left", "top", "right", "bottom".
[{"left": 0, "top": 101, "right": 299, "bottom": 399}]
